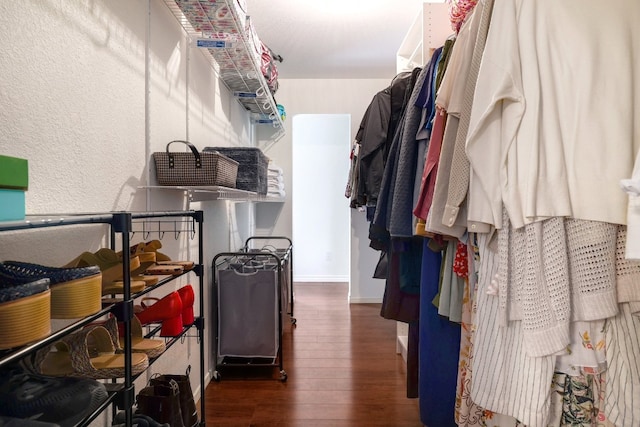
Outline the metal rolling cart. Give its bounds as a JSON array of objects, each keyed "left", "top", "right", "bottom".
[
  {"left": 242, "top": 236, "right": 295, "bottom": 325},
  {"left": 212, "top": 249, "right": 288, "bottom": 382}
]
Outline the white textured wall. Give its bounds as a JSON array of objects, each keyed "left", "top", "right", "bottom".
[
  {"left": 0, "top": 1, "right": 254, "bottom": 425},
  {"left": 256, "top": 78, "right": 391, "bottom": 303},
  {"left": 0, "top": 1, "right": 148, "bottom": 214}
]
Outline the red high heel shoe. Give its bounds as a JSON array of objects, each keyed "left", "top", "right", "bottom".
[
  {"left": 177, "top": 285, "right": 195, "bottom": 326},
  {"left": 135, "top": 291, "right": 183, "bottom": 337}
]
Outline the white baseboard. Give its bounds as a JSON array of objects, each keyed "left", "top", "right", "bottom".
[
  {"left": 294, "top": 275, "right": 349, "bottom": 282},
  {"left": 397, "top": 335, "right": 408, "bottom": 362},
  {"left": 348, "top": 296, "right": 383, "bottom": 304},
  {"left": 192, "top": 370, "right": 211, "bottom": 408},
  {"left": 396, "top": 322, "right": 408, "bottom": 363}
]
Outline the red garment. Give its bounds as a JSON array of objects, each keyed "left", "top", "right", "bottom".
[
  {"left": 453, "top": 240, "right": 469, "bottom": 278},
  {"left": 448, "top": 0, "right": 479, "bottom": 33},
  {"left": 413, "top": 107, "right": 447, "bottom": 220}
]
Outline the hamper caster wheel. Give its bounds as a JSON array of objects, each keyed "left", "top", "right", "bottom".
[
  {"left": 291, "top": 318, "right": 297, "bottom": 326},
  {"left": 279, "top": 370, "right": 287, "bottom": 382},
  {"left": 213, "top": 371, "right": 221, "bottom": 382}
]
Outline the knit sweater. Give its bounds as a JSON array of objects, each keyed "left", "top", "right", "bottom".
[{"left": 498, "top": 209, "right": 619, "bottom": 357}]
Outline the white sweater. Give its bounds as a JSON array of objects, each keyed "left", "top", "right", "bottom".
[{"left": 466, "top": 0, "right": 640, "bottom": 230}]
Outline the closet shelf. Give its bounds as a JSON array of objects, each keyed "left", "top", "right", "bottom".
[
  {"left": 140, "top": 185, "right": 285, "bottom": 203},
  {"left": 162, "top": 0, "right": 285, "bottom": 146},
  {"left": 396, "top": 3, "right": 452, "bottom": 72}
]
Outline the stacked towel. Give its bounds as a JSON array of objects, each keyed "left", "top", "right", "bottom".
[{"left": 267, "top": 162, "right": 285, "bottom": 197}]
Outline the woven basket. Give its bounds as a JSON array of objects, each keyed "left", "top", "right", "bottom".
[
  {"left": 153, "top": 140, "right": 238, "bottom": 187},
  {"left": 203, "top": 147, "right": 268, "bottom": 194}
]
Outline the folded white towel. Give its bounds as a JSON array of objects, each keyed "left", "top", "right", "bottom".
[
  {"left": 268, "top": 163, "right": 284, "bottom": 175},
  {"left": 267, "top": 189, "right": 286, "bottom": 197},
  {"left": 268, "top": 181, "right": 285, "bottom": 191}
]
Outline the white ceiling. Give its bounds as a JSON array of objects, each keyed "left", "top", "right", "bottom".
[{"left": 245, "top": 0, "right": 436, "bottom": 79}]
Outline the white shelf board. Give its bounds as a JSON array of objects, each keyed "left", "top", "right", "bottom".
[{"left": 140, "top": 185, "right": 285, "bottom": 203}]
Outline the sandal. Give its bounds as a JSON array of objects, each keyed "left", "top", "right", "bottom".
[
  {"left": 0, "top": 274, "right": 50, "bottom": 350},
  {"left": 64, "top": 249, "right": 146, "bottom": 295},
  {"left": 1, "top": 261, "right": 102, "bottom": 319},
  {"left": 118, "top": 250, "right": 158, "bottom": 276},
  {"left": 140, "top": 240, "right": 195, "bottom": 271},
  {"left": 143, "top": 264, "right": 183, "bottom": 276},
  {"left": 116, "top": 245, "right": 162, "bottom": 286},
  {"left": 33, "top": 325, "right": 148, "bottom": 379},
  {"left": 101, "top": 316, "right": 166, "bottom": 359}
]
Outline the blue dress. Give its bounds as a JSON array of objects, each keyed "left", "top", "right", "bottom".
[{"left": 419, "top": 239, "right": 461, "bottom": 427}]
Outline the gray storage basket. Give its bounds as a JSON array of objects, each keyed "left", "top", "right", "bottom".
[{"left": 203, "top": 147, "right": 269, "bottom": 194}]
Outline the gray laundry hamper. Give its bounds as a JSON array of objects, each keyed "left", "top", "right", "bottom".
[
  {"left": 218, "top": 268, "right": 278, "bottom": 358},
  {"left": 212, "top": 251, "right": 287, "bottom": 382},
  {"left": 242, "top": 236, "right": 295, "bottom": 325}
]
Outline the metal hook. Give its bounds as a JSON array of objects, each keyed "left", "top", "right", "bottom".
[
  {"left": 190, "top": 217, "right": 197, "bottom": 240},
  {"left": 157, "top": 220, "right": 164, "bottom": 240}
]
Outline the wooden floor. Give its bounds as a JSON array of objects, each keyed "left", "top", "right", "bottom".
[{"left": 203, "top": 282, "right": 422, "bottom": 427}]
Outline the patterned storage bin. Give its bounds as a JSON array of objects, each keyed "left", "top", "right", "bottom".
[{"left": 203, "top": 147, "right": 269, "bottom": 194}]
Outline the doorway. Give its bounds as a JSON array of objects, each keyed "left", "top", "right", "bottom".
[{"left": 291, "top": 114, "right": 351, "bottom": 282}]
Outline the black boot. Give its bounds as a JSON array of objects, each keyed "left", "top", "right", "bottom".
[
  {"left": 136, "top": 380, "right": 185, "bottom": 427},
  {"left": 150, "top": 368, "right": 198, "bottom": 427},
  {"left": 112, "top": 411, "right": 170, "bottom": 427}
]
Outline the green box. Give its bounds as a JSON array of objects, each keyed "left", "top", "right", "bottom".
[
  {"left": 0, "top": 155, "right": 28, "bottom": 190},
  {"left": 0, "top": 189, "right": 25, "bottom": 221}
]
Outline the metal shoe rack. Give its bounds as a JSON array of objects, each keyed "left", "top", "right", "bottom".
[
  {"left": 211, "top": 236, "right": 293, "bottom": 382},
  {"left": 0, "top": 210, "right": 206, "bottom": 427}
]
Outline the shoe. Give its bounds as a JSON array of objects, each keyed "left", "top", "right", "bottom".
[
  {"left": 113, "top": 411, "right": 170, "bottom": 427},
  {"left": 0, "top": 274, "right": 50, "bottom": 350},
  {"left": 138, "top": 240, "right": 195, "bottom": 271},
  {"left": 136, "top": 380, "right": 185, "bottom": 427},
  {"left": 133, "top": 275, "right": 160, "bottom": 287},
  {"left": 0, "top": 261, "right": 101, "bottom": 319},
  {"left": 0, "top": 416, "right": 60, "bottom": 426},
  {"left": 143, "top": 264, "right": 184, "bottom": 276},
  {"left": 32, "top": 325, "right": 148, "bottom": 379},
  {"left": 64, "top": 249, "right": 146, "bottom": 296},
  {"left": 176, "top": 285, "right": 195, "bottom": 326},
  {"left": 149, "top": 366, "right": 198, "bottom": 427},
  {"left": 101, "top": 316, "right": 165, "bottom": 359},
  {"left": 134, "top": 292, "right": 183, "bottom": 337},
  {"left": 0, "top": 367, "right": 108, "bottom": 427},
  {"left": 117, "top": 250, "right": 157, "bottom": 277}
]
